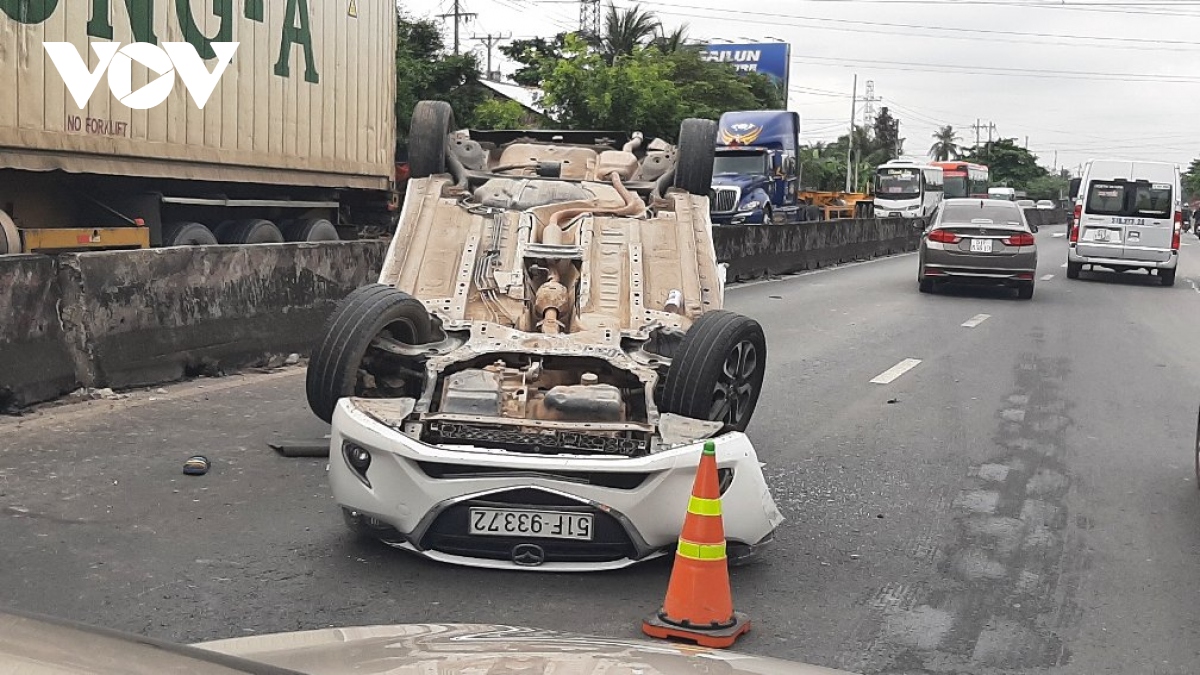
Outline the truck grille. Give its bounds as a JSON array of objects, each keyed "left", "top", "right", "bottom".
[{"left": 710, "top": 187, "right": 740, "bottom": 214}]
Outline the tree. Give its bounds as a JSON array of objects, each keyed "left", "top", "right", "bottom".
[
  {"left": 472, "top": 99, "right": 529, "bottom": 130},
  {"left": 499, "top": 33, "right": 569, "bottom": 88},
  {"left": 1183, "top": 158, "right": 1200, "bottom": 199},
  {"left": 394, "top": 12, "right": 485, "bottom": 149},
  {"left": 960, "top": 139, "right": 1047, "bottom": 191},
  {"left": 873, "top": 107, "right": 902, "bottom": 162},
  {"left": 929, "top": 125, "right": 960, "bottom": 161},
  {"left": 653, "top": 24, "right": 691, "bottom": 53},
  {"left": 595, "top": 3, "right": 660, "bottom": 63}
]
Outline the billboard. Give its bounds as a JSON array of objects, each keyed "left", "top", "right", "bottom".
[{"left": 699, "top": 42, "right": 791, "bottom": 102}]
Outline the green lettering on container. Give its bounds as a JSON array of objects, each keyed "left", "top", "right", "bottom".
[
  {"left": 86, "top": 0, "right": 157, "bottom": 44},
  {"left": 243, "top": 0, "right": 262, "bottom": 21},
  {"left": 274, "top": 0, "right": 318, "bottom": 84},
  {"left": 0, "top": 0, "right": 59, "bottom": 25},
  {"left": 176, "top": 0, "right": 232, "bottom": 60}
]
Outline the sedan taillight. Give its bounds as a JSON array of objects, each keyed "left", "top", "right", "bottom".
[
  {"left": 1002, "top": 233, "right": 1036, "bottom": 246},
  {"left": 927, "top": 229, "right": 961, "bottom": 244}
]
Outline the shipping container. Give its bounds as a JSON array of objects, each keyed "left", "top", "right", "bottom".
[{"left": 0, "top": 0, "right": 397, "bottom": 253}]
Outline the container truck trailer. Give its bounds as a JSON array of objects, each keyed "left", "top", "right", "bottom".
[{"left": 0, "top": 0, "right": 397, "bottom": 254}]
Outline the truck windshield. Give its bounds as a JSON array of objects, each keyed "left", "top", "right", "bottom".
[
  {"left": 943, "top": 176, "right": 967, "bottom": 198},
  {"left": 877, "top": 168, "right": 921, "bottom": 199},
  {"left": 714, "top": 152, "right": 768, "bottom": 176}
]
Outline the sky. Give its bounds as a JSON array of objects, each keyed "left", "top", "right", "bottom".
[{"left": 399, "top": 0, "right": 1200, "bottom": 173}]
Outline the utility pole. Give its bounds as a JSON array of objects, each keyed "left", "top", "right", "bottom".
[
  {"left": 1024, "top": 135, "right": 1029, "bottom": 148},
  {"left": 845, "top": 74, "right": 857, "bottom": 194},
  {"left": 862, "top": 80, "right": 878, "bottom": 127},
  {"left": 438, "top": 0, "right": 477, "bottom": 55},
  {"left": 987, "top": 122, "right": 996, "bottom": 143},
  {"left": 579, "top": 0, "right": 601, "bottom": 37},
  {"left": 471, "top": 32, "right": 511, "bottom": 80},
  {"left": 973, "top": 118, "right": 981, "bottom": 147},
  {"left": 895, "top": 120, "right": 902, "bottom": 159}
]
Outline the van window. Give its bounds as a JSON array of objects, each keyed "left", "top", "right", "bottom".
[
  {"left": 1086, "top": 182, "right": 1125, "bottom": 215},
  {"left": 1086, "top": 180, "right": 1173, "bottom": 218},
  {"left": 1132, "top": 182, "right": 1172, "bottom": 218}
]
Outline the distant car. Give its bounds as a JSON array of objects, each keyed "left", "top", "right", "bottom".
[
  {"left": 918, "top": 198, "right": 1039, "bottom": 299},
  {"left": 1016, "top": 199, "right": 1036, "bottom": 209},
  {"left": 1036, "top": 200, "right": 1055, "bottom": 210}
]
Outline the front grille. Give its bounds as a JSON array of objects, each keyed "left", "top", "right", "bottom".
[
  {"left": 423, "top": 421, "right": 650, "bottom": 457},
  {"left": 710, "top": 187, "right": 739, "bottom": 214},
  {"left": 420, "top": 490, "right": 637, "bottom": 563},
  {"left": 417, "top": 462, "right": 650, "bottom": 489}
]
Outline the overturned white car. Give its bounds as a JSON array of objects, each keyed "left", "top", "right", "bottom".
[{"left": 306, "top": 101, "right": 782, "bottom": 571}]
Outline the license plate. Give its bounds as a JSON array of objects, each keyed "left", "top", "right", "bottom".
[
  {"left": 969, "top": 238, "right": 993, "bottom": 253},
  {"left": 468, "top": 508, "right": 594, "bottom": 540},
  {"left": 1093, "top": 229, "right": 1119, "bottom": 243}
]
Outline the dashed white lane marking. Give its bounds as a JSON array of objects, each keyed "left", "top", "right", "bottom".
[
  {"left": 1060, "top": 263, "right": 1068, "bottom": 268},
  {"left": 961, "top": 314, "right": 991, "bottom": 328},
  {"left": 1041, "top": 274, "right": 1055, "bottom": 281},
  {"left": 1051, "top": 232, "right": 1066, "bottom": 238},
  {"left": 1188, "top": 278, "right": 1200, "bottom": 294},
  {"left": 870, "top": 358, "right": 922, "bottom": 384}
]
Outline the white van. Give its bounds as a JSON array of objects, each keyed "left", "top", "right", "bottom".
[
  {"left": 1067, "top": 159, "right": 1181, "bottom": 286},
  {"left": 988, "top": 187, "right": 1016, "bottom": 201},
  {"left": 874, "top": 161, "right": 944, "bottom": 221}
]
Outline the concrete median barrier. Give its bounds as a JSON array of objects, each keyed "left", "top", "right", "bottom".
[
  {"left": 0, "top": 254, "right": 80, "bottom": 410},
  {"left": 0, "top": 241, "right": 386, "bottom": 410},
  {"left": 715, "top": 218, "right": 922, "bottom": 282}
]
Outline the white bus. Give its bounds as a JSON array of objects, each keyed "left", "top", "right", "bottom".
[{"left": 874, "top": 161, "right": 944, "bottom": 221}]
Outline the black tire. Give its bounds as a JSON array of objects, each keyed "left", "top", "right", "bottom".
[
  {"left": 761, "top": 204, "right": 774, "bottom": 225},
  {"left": 1017, "top": 283, "right": 1034, "bottom": 300},
  {"left": 306, "top": 284, "right": 434, "bottom": 423},
  {"left": 216, "top": 218, "right": 284, "bottom": 245},
  {"left": 409, "top": 100, "right": 454, "bottom": 179},
  {"left": 1066, "top": 261, "right": 1081, "bottom": 279},
  {"left": 673, "top": 118, "right": 718, "bottom": 196},
  {"left": 1161, "top": 268, "right": 1176, "bottom": 287},
  {"left": 919, "top": 278, "right": 934, "bottom": 294},
  {"left": 282, "top": 217, "right": 339, "bottom": 242},
  {"left": 160, "top": 221, "right": 218, "bottom": 247},
  {"left": 661, "top": 310, "right": 767, "bottom": 433}
]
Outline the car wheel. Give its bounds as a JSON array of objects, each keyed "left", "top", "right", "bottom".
[
  {"left": 673, "top": 118, "right": 719, "bottom": 196},
  {"left": 661, "top": 310, "right": 766, "bottom": 433},
  {"left": 216, "top": 218, "right": 284, "bottom": 245},
  {"left": 919, "top": 278, "right": 934, "bottom": 294},
  {"left": 1017, "top": 283, "right": 1034, "bottom": 300},
  {"left": 1160, "top": 268, "right": 1176, "bottom": 287},
  {"left": 306, "top": 284, "right": 434, "bottom": 423},
  {"left": 0, "top": 210, "right": 22, "bottom": 254},
  {"left": 1066, "top": 261, "right": 1081, "bottom": 279},
  {"left": 408, "top": 100, "right": 454, "bottom": 179},
  {"left": 160, "top": 221, "right": 218, "bottom": 247},
  {"left": 282, "top": 217, "right": 340, "bottom": 242},
  {"left": 1194, "top": 404, "right": 1200, "bottom": 490},
  {"left": 762, "top": 204, "right": 774, "bottom": 225}
]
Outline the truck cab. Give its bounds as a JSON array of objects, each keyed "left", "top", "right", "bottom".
[{"left": 709, "top": 111, "right": 801, "bottom": 225}]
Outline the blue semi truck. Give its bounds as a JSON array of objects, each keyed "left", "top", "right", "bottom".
[{"left": 709, "top": 110, "right": 805, "bottom": 225}]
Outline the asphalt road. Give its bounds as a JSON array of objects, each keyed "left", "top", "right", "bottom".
[{"left": 3, "top": 223, "right": 1200, "bottom": 674}]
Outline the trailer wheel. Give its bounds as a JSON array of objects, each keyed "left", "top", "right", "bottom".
[
  {"left": 0, "top": 210, "right": 20, "bottom": 255},
  {"left": 282, "top": 218, "right": 339, "bottom": 242},
  {"left": 660, "top": 310, "right": 767, "bottom": 433},
  {"left": 673, "top": 118, "right": 718, "bottom": 196},
  {"left": 160, "top": 221, "right": 218, "bottom": 247},
  {"left": 409, "top": 100, "right": 455, "bottom": 179},
  {"left": 217, "top": 219, "right": 284, "bottom": 245},
  {"left": 306, "top": 284, "right": 434, "bottom": 423}
]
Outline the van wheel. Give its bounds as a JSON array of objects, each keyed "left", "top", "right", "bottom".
[
  {"left": 306, "top": 284, "right": 434, "bottom": 423},
  {"left": 660, "top": 310, "right": 767, "bottom": 433},
  {"left": 1066, "top": 262, "right": 1081, "bottom": 279},
  {"left": 1160, "top": 268, "right": 1176, "bottom": 287},
  {"left": 160, "top": 222, "right": 218, "bottom": 247}
]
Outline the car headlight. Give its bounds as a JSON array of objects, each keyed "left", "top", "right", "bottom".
[{"left": 739, "top": 200, "right": 762, "bottom": 212}]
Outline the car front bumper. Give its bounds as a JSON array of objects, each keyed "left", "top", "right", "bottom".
[{"left": 328, "top": 399, "right": 784, "bottom": 571}]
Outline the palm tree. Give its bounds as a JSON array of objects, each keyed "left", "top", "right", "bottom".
[
  {"left": 597, "top": 3, "right": 660, "bottom": 62},
  {"left": 929, "top": 125, "right": 960, "bottom": 161},
  {"left": 652, "top": 24, "right": 691, "bottom": 53}
]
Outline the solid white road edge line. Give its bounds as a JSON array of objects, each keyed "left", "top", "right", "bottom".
[
  {"left": 1061, "top": 263, "right": 1068, "bottom": 268},
  {"left": 961, "top": 314, "right": 991, "bottom": 328},
  {"left": 1041, "top": 274, "right": 1055, "bottom": 281},
  {"left": 727, "top": 251, "right": 918, "bottom": 290},
  {"left": 870, "top": 358, "right": 922, "bottom": 384}
]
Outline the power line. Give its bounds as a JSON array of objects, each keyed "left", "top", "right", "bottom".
[
  {"left": 438, "top": 0, "right": 478, "bottom": 54},
  {"left": 471, "top": 32, "right": 512, "bottom": 78},
  {"left": 786, "top": 53, "right": 1200, "bottom": 84}
]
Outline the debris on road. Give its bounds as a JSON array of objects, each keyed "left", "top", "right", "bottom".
[
  {"left": 284, "top": 353, "right": 301, "bottom": 366},
  {"left": 183, "top": 456, "right": 211, "bottom": 476},
  {"left": 269, "top": 439, "right": 330, "bottom": 458}
]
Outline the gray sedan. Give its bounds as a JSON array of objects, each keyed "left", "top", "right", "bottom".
[{"left": 918, "top": 198, "right": 1039, "bottom": 299}]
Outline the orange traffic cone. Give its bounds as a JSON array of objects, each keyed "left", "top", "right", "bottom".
[{"left": 642, "top": 440, "right": 750, "bottom": 648}]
